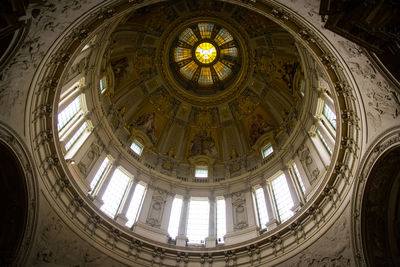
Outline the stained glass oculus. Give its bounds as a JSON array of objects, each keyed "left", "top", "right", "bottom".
[{"left": 172, "top": 22, "right": 239, "bottom": 89}]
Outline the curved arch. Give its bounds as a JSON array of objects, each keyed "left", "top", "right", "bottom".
[
  {"left": 0, "top": 124, "right": 38, "bottom": 266},
  {"left": 352, "top": 129, "right": 400, "bottom": 266}
]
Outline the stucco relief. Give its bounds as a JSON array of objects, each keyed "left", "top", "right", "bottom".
[
  {"left": 146, "top": 190, "right": 167, "bottom": 228},
  {"left": 297, "top": 144, "right": 319, "bottom": 184},
  {"left": 338, "top": 40, "right": 363, "bottom": 58},
  {"left": 78, "top": 139, "right": 104, "bottom": 176},
  {"left": 277, "top": 205, "right": 353, "bottom": 267},
  {"left": 232, "top": 192, "right": 248, "bottom": 230},
  {"left": 31, "top": 200, "right": 126, "bottom": 266},
  {"left": 348, "top": 58, "right": 400, "bottom": 131},
  {"left": 0, "top": 0, "right": 94, "bottom": 118}
]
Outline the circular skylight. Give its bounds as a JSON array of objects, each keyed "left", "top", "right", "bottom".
[
  {"left": 195, "top": 42, "right": 217, "bottom": 64},
  {"left": 172, "top": 22, "right": 239, "bottom": 90}
]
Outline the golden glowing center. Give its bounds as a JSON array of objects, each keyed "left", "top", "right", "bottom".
[{"left": 195, "top": 42, "right": 217, "bottom": 64}]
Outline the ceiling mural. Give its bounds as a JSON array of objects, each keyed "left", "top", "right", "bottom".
[{"left": 100, "top": 0, "right": 304, "bottom": 168}]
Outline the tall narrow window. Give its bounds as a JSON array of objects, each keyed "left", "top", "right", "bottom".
[
  {"left": 125, "top": 182, "right": 147, "bottom": 227},
  {"left": 64, "top": 121, "right": 92, "bottom": 159},
  {"left": 323, "top": 104, "right": 336, "bottom": 129},
  {"left": 186, "top": 198, "right": 209, "bottom": 244},
  {"left": 317, "top": 128, "right": 332, "bottom": 155},
  {"left": 130, "top": 139, "right": 144, "bottom": 156},
  {"left": 100, "top": 77, "right": 107, "bottom": 94},
  {"left": 293, "top": 163, "right": 306, "bottom": 194},
  {"left": 64, "top": 121, "right": 88, "bottom": 151},
  {"left": 254, "top": 187, "right": 268, "bottom": 229},
  {"left": 168, "top": 196, "right": 183, "bottom": 239},
  {"left": 216, "top": 197, "right": 226, "bottom": 243},
  {"left": 58, "top": 96, "right": 81, "bottom": 131},
  {"left": 271, "top": 174, "right": 294, "bottom": 223},
  {"left": 89, "top": 156, "right": 111, "bottom": 193},
  {"left": 101, "top": 168, "right": 130, "bottom": 218},
  {"left": 262, "top": 144, "right": 274, "bottom": 158}
]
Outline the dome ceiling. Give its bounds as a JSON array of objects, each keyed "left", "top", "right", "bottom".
[{"left": 100, "top": 1, "right": 304, "bottom": 170}]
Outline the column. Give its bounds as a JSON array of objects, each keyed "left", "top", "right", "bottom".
[
  {"left": 316, "top": 117, "right": 335, "bottom": 151},
  {"left": 293, "top": 155, "right": 311, "bottom": 193},
  {"left": 286, "top": 161, "right": 306, "bottom": 204},
  {"left": 60, "top": 116, "right": 85, "bottom": 148},
  {"left": 225, "top": 194, "right": 234, "bottom": 234},
  {"left": 93, "top": 163, "right": 117, "bottom": 208},
  {"left": 320, "top": 90, "right": 335, "bottom": 112},
  {"left": 245, "top": 189, "right": 257, "bottom": 227},
  {"left": 262, "top": 182, "right": 278, "bottom": 230},
  {"left": 283, "top": 168, "right": 302, "bottom": 213},
  {"left": 160, "top": 193, "right": 174, "bottom": 232},
  {"left": 307, "top": 128, "right": 329, "bottom": 174},
  {"left": 205, "top": 196, "right": 217, "bottom": 247},
  {"left": 86, "top": 152, "right": 107, "bottom": 187},
  {"left": 176, "top": 195, "right": 190, "bottom": 246},
  {"left": 115, "top": 180, "right": 137, "bottom": 225}
]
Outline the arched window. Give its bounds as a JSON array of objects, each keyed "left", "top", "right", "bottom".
[
  {"left": 216, "top": 197, "right": 226, "bottom": 243},
  {"left": 253, "top": 186, "right": 268, "bottom": 229},
  {"left": 323, "top": 103, "right": 336, "bottom": 130},
  {"left": 271, "top": 173, "right": 294, "bottom": 223},
  {"left": 100, "top": 76, "right": 107, "bottom": 94},
  {"left": 125, "top": 182, "right": 147, "bottom": 227},
  {"left": 261, "top": 144, "right": 274, "bottom": 159},
  {"left": 100, "top": 168, "right": 131, "bottom": 217},
  {"left": 130, "top": 139, "right": 144, "bottom": 156},
  {"left": 186, "top": 198, "right": 209, "bottom": 244},
  {"left": 292, "top": 163, "right": 306, "bottom": 194},
  {"left": 89, "top": 156, "right": 112, "bottom": 194},
  {"left": 195, "top": 165, "right": 208, "bottom": 178}
]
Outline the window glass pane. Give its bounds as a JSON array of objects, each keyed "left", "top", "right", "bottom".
[
  {"left": 293, "top": 163, "right": 306, "bottom": 194},
  {"left": 81, "top": 44, "right": 90, "bottom": 51},
  {"left": 216, "top": 198, "right": 226, "bottom": 243},
  {"left": 168, "top": 196, "right": 183, "bottom": 239},
  {"left": 130, "top": 140, "right": 144, "bottom": 155},
  {"left": 64, "top": 121, "right": 87, "bottom": 151},
  {"left": 101, "top": 168, "right": 130, "bottom": 218},
  {"left": 262, "top": 145, "right": 274, "bottom": 158},
  {"left": 271, "top": 174, "right": 294, "bottom": 223},
  {"left": 323, "top": 104, "right": 336, "bottom": 129},
  {"left": 317, "top": 128, "right": 332, "bottom": 154},
  {"left": 58, "top": 96, "right": 81, "bottom": 131},
  {"left": 179, "top": 28, "right": 198, "bottom": 45},
  {"left": 174, "top": 47, "right": 192, "bottom": 62},
  {"left": 187, "top": 199, "right": 209, "bottom": 244},
  {"left": 213, "top": 61, "right": 232, "bottom": 80},
  {"left": 126, "top": 183, "right": 147, "bottom": 227},
  {"left": 195, "top": 167, "right": 208, "bottom": 178},
  {"left": 198, "top": 23, "right": 214, "bottom": 39},
  {"left": 255, "top": 187, "right": 268, "bottom": 228},
  {"left": 100, "top": 77, "right": 107, "bottom": 93},
  {"left": 214, "top": 28, "right": 233, "bottom": 46},
  {"left": 198, "top": 67, "right": 213, "bottom": 86},
  {"left": 180, "top": 60, "right": 198, "bottom": 80},
  {"left": 90, "top": 157, "right": 110, "bottom": 192}
]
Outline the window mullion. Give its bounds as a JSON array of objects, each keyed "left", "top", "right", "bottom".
[{"left": 115, "top": 180, "right": 137, "bottom": 224}]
